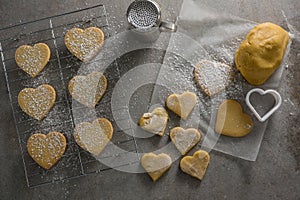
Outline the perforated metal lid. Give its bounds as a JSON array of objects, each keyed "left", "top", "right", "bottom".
[{"left": 127, "top": 0, "right": 161, "bottom": 30}]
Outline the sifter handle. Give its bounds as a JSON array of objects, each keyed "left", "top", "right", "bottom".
[{"left": 159, "top": 21, "right": 177, "bottom": 32}]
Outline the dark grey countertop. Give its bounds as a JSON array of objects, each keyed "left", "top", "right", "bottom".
[{"left": 0, "top": 0, "right": 299, "bottom": 199}]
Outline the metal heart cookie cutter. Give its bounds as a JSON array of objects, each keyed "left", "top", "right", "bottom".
[{"left": 246, "top": 88, "right": 282, "bottom": 122}]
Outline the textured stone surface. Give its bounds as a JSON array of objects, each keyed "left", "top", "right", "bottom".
[{"left": 0, "top": 0, "right": 299, "bottom": 199}]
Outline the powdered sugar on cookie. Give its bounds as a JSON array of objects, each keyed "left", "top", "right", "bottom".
[
  {"left": 27, "top": 132, "right": 66, "bottom": 170},
  {"left": 18, "top": 84, "right": 56, "bottom": 120},
  {"left": 15, "top": 43, "right": 50, "bottom": 77},
  {"left": 74, "top": 118, "right": 113, "bottom": 156},
  {"left": 64, "top": 27, "right": 104, "bottom": 62},
  {"left": 194, "top": 60, "right": 233, "bottom": 96},
  {"left": 68, "top": 72, "right": 107, "bottom": 108}
]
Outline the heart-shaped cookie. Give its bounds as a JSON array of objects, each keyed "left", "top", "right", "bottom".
[
  {"left": 68, "top": 72, "right": 107, "bottom": 108},
  {"left": 246, "top": 88, "right": 282, "bottom": 122},
  {"left": 18, "top": 84, "right": 56, "bottom": 120},
  {"left": 141, "top": 153, "right": 172, "bottom": 181},
  {"left": 74, "top": 118, "right": 113, "bottom": 156},
  {"left": 194, "top": 60, "right": 233, "bottom": 96},
  {"left": 139, "top": 107, "right": 169, "bottom": 136},
  {"left": 180, "top": 150, "right": 210, "bottom": 180},
  {"left": 27, "top": 132, "right": 66, "bottom": 170},
  {"left": 170, "top": 127, "right": 201, "bottom": 155},
  {"left": 15, "top": 43, "right": 50, "bottom": 77},
  {"left": 215, "top": 100, "right": 253, "bottom": 137},
  {"left": 64, "top": 27, "right": 104, "bottom": 62},
  {"left": 166, "top": 92, "right": 197, "bottom": 120}
]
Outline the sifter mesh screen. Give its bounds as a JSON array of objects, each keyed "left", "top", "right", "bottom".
[{"left": 128, "top": 0, "right": 159, "bottom": 29}]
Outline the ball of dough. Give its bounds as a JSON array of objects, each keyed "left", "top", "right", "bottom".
[{"left": 235, "top": 22, "right": 289, "bottom": 85}]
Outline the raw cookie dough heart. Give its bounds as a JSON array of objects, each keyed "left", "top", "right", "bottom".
[
  {"left": 64, "top": 27, "right": 104, "bottom": 62},
  {"left": 68, "top": 72, "right": 107, "bottom": 108},
  {"left": 215, "top": 100, "right": 253, "bottom": 137},
  {"left": 139, "top": 107, "right": 169, "bottom": 136},
  {"left": 166, "top": 92, "right": 197, "bottom": 120},
  {"left": 194, "top": 60, "right": 233, "bottom": 96},
  {"left": 74, "top": 118, "right": 113, "bottom": 156},
  {"left": 180, "top": 150, "right": 210, "bottom": 180},
  {"left": 27, "top": 132, "right": 66, "bottom": 170},
  {"left": 141, "top": 153, "right": 172, "bottom": 181},
  {"left": 170, "top": 127, "right": 201, "bottom": 155},
  {"left": 18, "top": 84, "right": 56, "bottom": 120},
  {"left": 15, "top": 43, "right": 50, "bottom": 77}
]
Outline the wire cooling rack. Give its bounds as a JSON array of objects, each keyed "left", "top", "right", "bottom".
[{"left": 0, "top": 4, "right": 139, "bottom": 188}]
